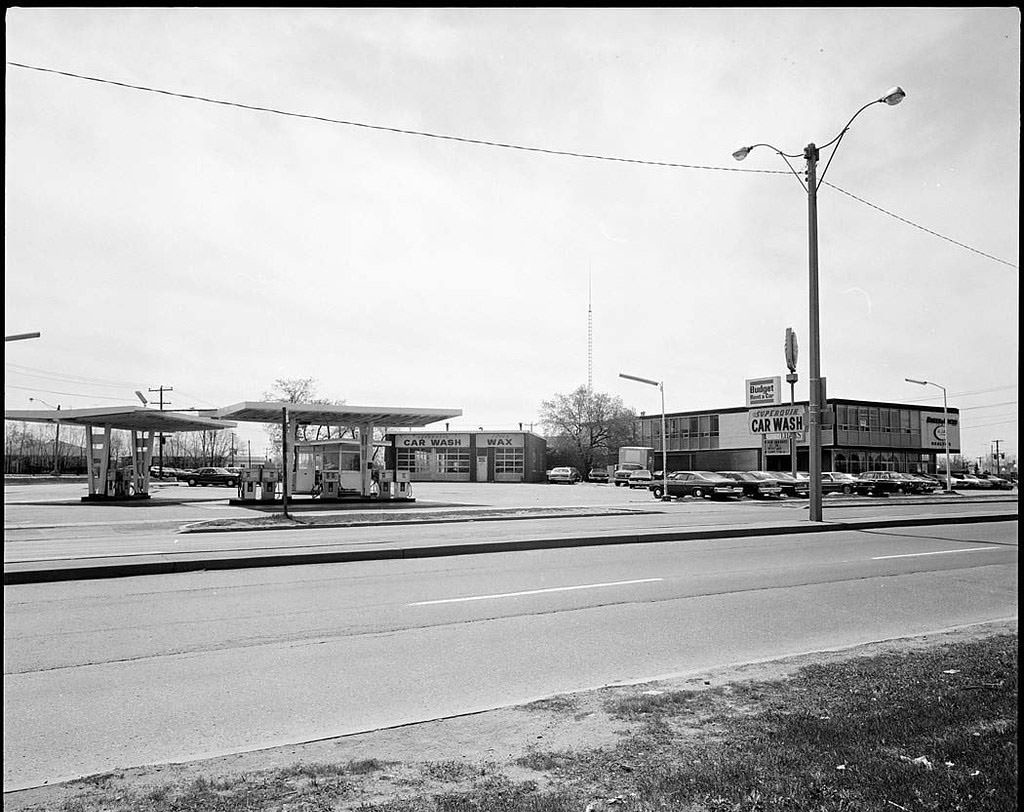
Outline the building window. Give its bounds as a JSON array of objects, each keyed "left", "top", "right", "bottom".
[
  {"left": 435, "top": 450, "right": 469, "bottom": 475},
  {"left": 494, "top": 447, "right": 524, "bottom": 475}
]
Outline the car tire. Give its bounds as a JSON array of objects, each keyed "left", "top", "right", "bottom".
[
  {"left": 652, "top": 486, "right": 664, "bottom": 499},
  {"left": 692, "top": 487, "right": 704, "bottom": 499},
  {"left": 187, "top": 478, "right": 197, "bottom": 487},
  {"left": 842, "top": 485, "right": 852, "bottom": 494},
  {"left": 227, "top": 479, "right": 236, "bottom": 487}
]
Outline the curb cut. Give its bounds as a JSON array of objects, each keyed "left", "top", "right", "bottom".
[{"left": 4, "top": 512, "right": 1017, "bottom": 585}]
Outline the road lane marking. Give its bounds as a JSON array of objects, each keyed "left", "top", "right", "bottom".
[
  {"left": 872, "top": 547, "right": 1001, "bottom": 560},
  {"left": 408, "top": 578, "right": 664, "bottom": 606}
]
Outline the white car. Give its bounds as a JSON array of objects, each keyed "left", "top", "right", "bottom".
[{"left": 547, "top": 466, "right": 581, "bottom": 484}]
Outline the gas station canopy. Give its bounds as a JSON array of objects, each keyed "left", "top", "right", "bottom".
[
  {"left": 4, "top": 406, "right": 236, "bottom": 432},
  {"left": 215, "top": 401, "right": 461, "bottom": 427}
]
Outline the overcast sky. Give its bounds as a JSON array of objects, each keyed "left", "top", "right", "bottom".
[{"left": 5, "top": 8, "right": 1019, "bottom": 462}]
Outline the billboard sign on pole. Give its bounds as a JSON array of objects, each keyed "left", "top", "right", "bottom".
[{"left": 746, "top": 376, "right": 782, "bottom": 407}]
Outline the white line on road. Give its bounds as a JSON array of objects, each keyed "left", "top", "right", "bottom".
[
  {"left": 409, "top": 578, "right": 664, "bottom": 606},
  {"left": 872, "top": 547, "right": 1001, "bottom": 560}
]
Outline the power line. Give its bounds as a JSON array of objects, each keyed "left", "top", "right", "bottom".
[
  {"left": 6, "top": 61, "right": 782, "bottom": 176},
  {"left": 7, "top": 61, "right": 1015, "bottom": 270},
  {"left": 825, "top": 182, "right": 1018, "bottom": 269},
  {"left": 901, "top": 384, "right": 1018, "bottom": 404},
  {"left": 5, "top": 383, "right": 131, "bottom": 401},
  {"left": 5, "top": 362, "right": 142, "bottom": 389},
  {"left": 957, "top": 400, "right": 1017, "bottom": 411}
]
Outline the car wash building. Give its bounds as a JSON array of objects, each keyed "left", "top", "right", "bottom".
[
  {"left": 632, "top": 397, "right": 960, "bottom": 475},
  {"left": 387, "top": 430, "right": 548, "bottom": 482}
]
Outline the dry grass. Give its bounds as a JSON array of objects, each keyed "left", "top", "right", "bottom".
[{"left": 12, "top": 634, "right": 1016, "bottom": 812}]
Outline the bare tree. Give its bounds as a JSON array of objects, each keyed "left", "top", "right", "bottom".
[
  {"left": 259, "top": 377, "right": 358, "bottom": 453},
  {"left": 540, "top": 386, "right": 637, "bottom": 474}
]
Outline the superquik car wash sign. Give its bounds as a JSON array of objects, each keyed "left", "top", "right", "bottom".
[{"left": 748, "top": 405, "right": 806, "bottom": 436}]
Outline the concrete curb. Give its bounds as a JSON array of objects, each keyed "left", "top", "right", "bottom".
[{"left": 4, "top": 511, "right": 1017, "bottom": 586}]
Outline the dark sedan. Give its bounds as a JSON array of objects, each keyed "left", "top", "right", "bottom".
[
  {"left": 750, "top": 470, "right": 809, "bottom": 497},
  {"left": 717, "top": 471, "right": 783, "bottom": 498},
  {"left": 855, "top": 471, "right": 906, "bottom": 496},
  {"left": 651, "top": 471, "right": 744, "bottom": 500},
  {"left": 820, "top": 472, "right": 861, "bottom": 494},
  {"left": 177, "top": 467, "right": 240, "bottom": 487}
]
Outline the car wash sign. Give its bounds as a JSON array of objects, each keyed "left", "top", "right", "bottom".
[
  {"left": 748, "top": 405, "right": 806, "bottom": 437},
  {"left": 394, "top": 433, "right": 470, "bottom": 448}
]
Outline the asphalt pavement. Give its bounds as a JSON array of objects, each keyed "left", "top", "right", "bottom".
[{"left": 4, "top": 479, "right": 1017, "bottom": 583}]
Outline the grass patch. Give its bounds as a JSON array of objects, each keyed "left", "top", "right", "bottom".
[{"left": 17, "top": 634, "right": 1016, "bottom": 812}]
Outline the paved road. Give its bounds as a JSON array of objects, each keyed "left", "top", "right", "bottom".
[
  {"left": 3, "top": 518, "right": 1017, "bottom": 791},
  {"left": 4, "top": 482, "right": 1017, "bottom": 579}
]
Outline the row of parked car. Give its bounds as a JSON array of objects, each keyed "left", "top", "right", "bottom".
[
  {"left": 546, "top": 465, "right": 1015, "bottom": 498},
  {"left": 150, "top": 466, "right": 244, "bottom": 486}
]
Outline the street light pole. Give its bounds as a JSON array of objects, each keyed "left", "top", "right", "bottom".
[
  {"left": 620, "top": 372, "right": 668, "bottom": 500},
  {"left": 805, "top": 143, "right": 824, "bottom": 522},
  {"left": 905, "top": 378, "right": 951, "bottom": 493},
  {"left": 733, "top": 86, "right": 906, "bottom": 523}
]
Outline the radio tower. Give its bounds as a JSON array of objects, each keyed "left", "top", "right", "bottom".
[{"left": 587, "top": 269, "right": 593, "bottom": 391}]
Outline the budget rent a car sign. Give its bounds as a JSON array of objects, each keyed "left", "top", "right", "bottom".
[{"left": 746, "top": 377, "right": 781, "bottom": 407}]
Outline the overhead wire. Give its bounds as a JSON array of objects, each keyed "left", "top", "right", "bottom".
[{"left": 7, "top": 60, "right": 1017, "bottom": 269}]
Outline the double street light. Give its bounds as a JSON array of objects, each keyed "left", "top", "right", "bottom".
[
  {"left": 733, "top": 86, "right": 906, "bottom": 521},
  {"left": 620, "top": 372, "right": 668, "bottom": 500},
  {"left": 905, "top": 378, "right": 952, "bottom": 493}
]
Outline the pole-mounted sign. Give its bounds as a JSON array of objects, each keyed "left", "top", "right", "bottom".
[{"left": 785, "top": 327, "right": 798, "bottom": 374}]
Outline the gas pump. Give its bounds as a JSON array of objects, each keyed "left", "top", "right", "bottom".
[
  {"left": 320, "top": 470, "right": 341, "bottom": 499},
  {"left": 259, "top": 467, "right": 279, "bottom": 501},
  {"left": 106, "top": 468, "right": 130, "bottom": 498},
  {"left": 238, "top": 469, "right": 262, "bottom": 501}
]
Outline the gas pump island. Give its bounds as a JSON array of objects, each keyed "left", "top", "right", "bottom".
[
  {"left": 214, "top": 402, "right": 462, "bottom": 504},
  {"left": 2, "top": 406, "right": 237, "bottom": 500},
  {"left": 5, "top": 401, "right": 461, "bottom": 504}
]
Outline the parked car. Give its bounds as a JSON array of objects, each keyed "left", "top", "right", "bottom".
[
  {"left": 751, "top": 470, "right": 809, "bottom": 497},
  {"left": 547, "top": 466, "right": 581, "bottom": 484},
  {"left": 613, "top": 462, "right": 645, "bottom": 487},
  {"left": 855, "top": 471, "right": 906, "bottom": 496},
  {"left": 978, "top": 474, "right": 1014, "bottom": 490},
  {"left": 650, "top": 471, "right": 744, "bottom": 501},
  {"left": 903, "top": 473, "right": 939, "bottom": 493},
  {"left": 820, "top": 471, "right": 861, "bottom": 495},
  {"left": 149, "top": 466, "right": 186, "bottom": 480},
  {"left": 627, "top": 469, "right": 655, "bottom": 489},
  {"left": 177, "top": 467, "right": 240, "bottom": 487},
  {"left": 586, "top": 468, "right": 610, "bottom": 483},
  {"left": 716, "top": 471, "right": 782, "bottom": 499}
]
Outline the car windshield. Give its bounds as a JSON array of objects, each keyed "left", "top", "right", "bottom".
[{"left": 694, "top": 471, "right": 724, "bottom": 480}]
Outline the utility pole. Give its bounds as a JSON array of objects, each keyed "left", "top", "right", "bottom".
[
  {"left": 992, "top": 440, "right": 1003, "bottom": 477},
  {"left": 149, "top": 385, "right": 173, "bottom": 475}
]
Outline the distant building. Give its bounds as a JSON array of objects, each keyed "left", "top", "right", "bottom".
[
  {"left": 386, "top": 430, "right": 547, "bottom": 482},
  {"left": 633, "top": 398, "right": 960, "bottom": 475}
]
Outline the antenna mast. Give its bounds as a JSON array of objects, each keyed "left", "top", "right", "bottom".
[{"left": 588, "top": 268, "right": 593, "bottom": 391}]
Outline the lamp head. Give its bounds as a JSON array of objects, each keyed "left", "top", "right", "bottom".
[
  {"left": 881, "top": 86, "right": 906, "bottom": 106},
  {"left": 905, "top": 378, "right": 928, "bottom": 386},
  {"left": 732, "top": 146, "right": 752, "bottom": 161}
]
